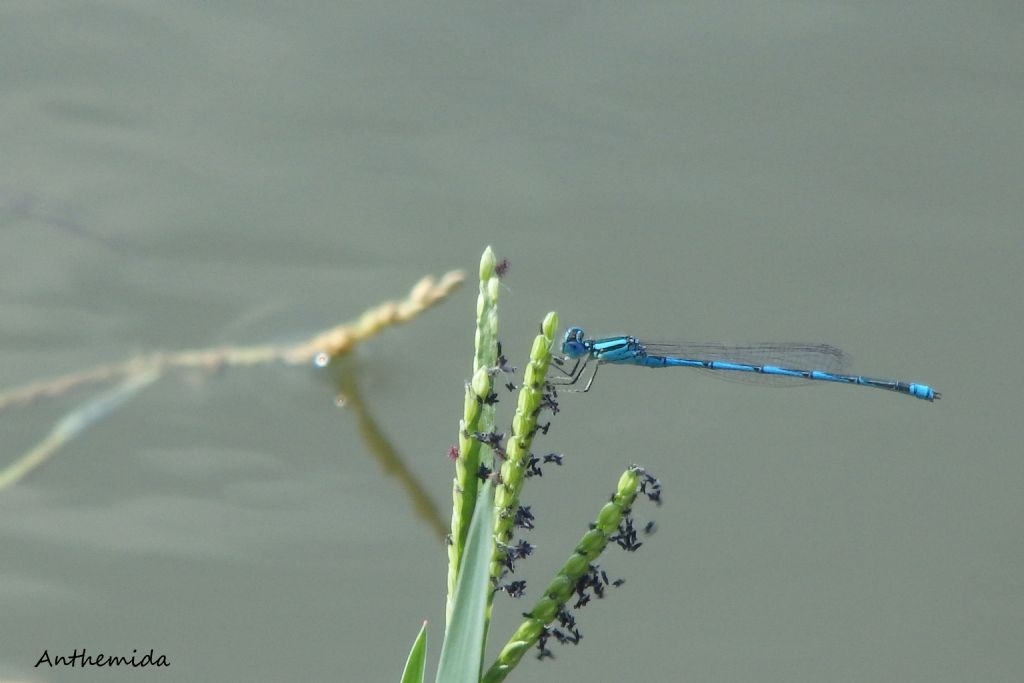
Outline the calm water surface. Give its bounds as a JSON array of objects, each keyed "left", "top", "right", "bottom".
[{"left": 1, "top": 3, "right": 1021, "bottom": 682}]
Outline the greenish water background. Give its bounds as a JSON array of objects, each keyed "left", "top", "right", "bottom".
[{"left": 1, "top": 3, "right": 1020, "bottom": 682}]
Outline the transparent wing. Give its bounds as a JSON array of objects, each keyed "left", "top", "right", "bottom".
[{"left": 639, "top": 340, "right": 851, "bottom": 387}]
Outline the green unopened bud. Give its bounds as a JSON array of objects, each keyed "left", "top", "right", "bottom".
[
  {"left": 597, "top": 501, "right": 623, "bottom": 531},
  {"left": 464, "top": 391, "right": 480, "bottom": 423},
  {"left": 514, "top": 391, "right": 529, "bottom": 415},
  {"left": 479, "top": 246, "right": 496, "bottom": 281},
  {"left": 530, "top": 334, "right": 549, "bottom": 360},
  {"left": 471, "top": 367, "right": 491, "bottom": 399},
  {"left": 511, "top": 619, "right": 543, "bottom": 643},
  {"left": 577, "top": 529, "right": 607, "bottom": 556},
  {"left": 617, "top": 467, "right": 641, "bottom": 496},
  {"left": 531, "top": 597, "right": 559, "bottom": 623},
  {"left": 543, "top": 574, "right": 574, "bottom": 602},
  {"left": 562, "top": 552, "right": 590, "bottom": 578},
  {"left": 511, "top": 413, "right": 527, "bottom": 437},
  {"left": 541, "top": 311, "right": 559, "bottom": 339}
]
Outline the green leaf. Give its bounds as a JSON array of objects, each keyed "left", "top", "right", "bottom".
[
  {"left": 399, "top": 621, "right": 428, "bottom": 683},
  {"left": 437, "top": 479, "right": 495, "bottom": 683}
]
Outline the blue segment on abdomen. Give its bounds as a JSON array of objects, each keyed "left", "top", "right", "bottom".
[{"left": 908, "top": 384, "right": 935, "bottom": 400}]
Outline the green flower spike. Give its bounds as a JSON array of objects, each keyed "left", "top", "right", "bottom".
[
  {"left": 491, "top": 312, "right": 558, "bottom": 583},
  {"left": 481, "top": 466, "right": 647, "bottom": 683},
  {"left": 446, "top": 247, "right": 502, "bottom": 627}
]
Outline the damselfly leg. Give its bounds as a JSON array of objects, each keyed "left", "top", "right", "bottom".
[{"left": 546, "top": 356, "right": 600, "bottom": 392}]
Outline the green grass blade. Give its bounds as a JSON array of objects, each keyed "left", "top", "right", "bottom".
[
  {"left": 399, "top": 621, "right": 429, "bottom": 683},
  {"left": 436, "top": 479, "right": 495, "bottom": 683}
]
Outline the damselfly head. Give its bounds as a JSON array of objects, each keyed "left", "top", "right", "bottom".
[{"left": 562, "top": 327, "right": 588, "bottom": 358}]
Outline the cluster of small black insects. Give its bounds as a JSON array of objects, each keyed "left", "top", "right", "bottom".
[
  {"left": 495, "top": 538, "right": 535, "bottom": 573},
  {"left": 638, "top": 470, "right": 663, "bottom": 505},
  {"left": 530, "top": 467, "right": 661, "bottom": 659},
  {"left": 525, "top": 452, "right": 563, "bottom": 478},
  {"left": 535, "top": 604, "right": 583, "bottom": 659}
]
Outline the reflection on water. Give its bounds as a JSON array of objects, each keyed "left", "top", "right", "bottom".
[
  {"left": 328, "top": 354, "right": 447, "bottom": 539},
  {"left": 0, "top": 187, "right": 110, "bottom": 247}
]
